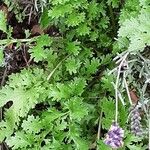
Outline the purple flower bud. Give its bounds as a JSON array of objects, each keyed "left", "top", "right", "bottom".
[
  {"left": 129, "top": 105, "right": 143, "bottom": 136},
  {"left": 104, "top": 122, "right": 124, "bottom": 149}
]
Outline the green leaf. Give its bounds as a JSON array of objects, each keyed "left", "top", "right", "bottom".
[
  {"left": 99, "top": 16, "right": 109, "bottom": 29},
  {"left": 41, "top": 108, "right": 64, "bottom": 123},
  {"left": 101, "top": 97, "right": 115, "bottom": 129},
  {"left": 29, "top": 35, "right": 52, "bottom": 62},
  {"left": 118, "top": 4, "right": 150, "bottom": 52},
  {"left": 69, "top": 123, "right": 82, "bottom": 139},
  {"left": 65, "top": 56, "right": 81, "bottom": 75},
  {"left": 29, "top": 45, "right": 48, "bottom": 62},
  {"left": 69, "top": 78, "right": 86, "bottom": 96},
  {"left": 88, "top": 1, "right": 99, "bottom": 20},
  {"left": 0, "top": 68, "right": 47, "bottom": 141},
  {"left": 48, "top": 84, "right": 69, "bottom": 101},
  {"left": 0, "top": 108, "right": 16, "bottom": 142},
  {"left": 119, "top": 0, "right": 140, "bottom": 23},
  {"left": 65, "top": 12, "right": 85, "bottom": 27},
  {"left": 66, "top": 41, "right": 81, "bottom": 55},
  {"left": 6, "top": 131, "right": 34, "bottom": 149},
  {"left": 85, "top": 58, "right": 100, "bottom": 75},
  {"left": 0, "top": 10, "right": 7, "bottom": 33},
  {"left": 48, "top": 4, "right": 73, "bottom": 19},
  {"left": 73, "top": 136, "right": 89, "bottom": 150},
  {"left": 67, "top": 97, "right": 89, "bottom": 121},
  {"left": 21, "top": 115, "right": 42, "bottom": 134},
  {"left": 107, "top": 0, "right": 120, "bottom": 8},
  {"left": 101, "top": 74, "right": 114, "bottom": 94},
  {"left": 89, "top": 31, "right": 99, "bottom": 41},
  {"left": 76, "top": 23, "right": 91, "bottom": 36},
  {"left": 40, "top": 8, "right": 51, "bottom": 29}
]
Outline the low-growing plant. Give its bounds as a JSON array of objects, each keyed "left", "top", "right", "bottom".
[{"left": 0, "top": 0, "right": 150, "bottom": 149}]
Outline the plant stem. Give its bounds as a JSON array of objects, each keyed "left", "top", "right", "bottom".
[
  {"left": 123, "top": 77, "right": 132, "bottom": 105},
  {"left": 97, "top": 111, "right": 103, "bottom": 140},
  {"left": 47, "top": 55, "right": 69, "bottom": 80},
  {"left": 115, "top": 52, "right": 129, "bottom": 122},
  {"left": 0, "top": 38, "right": 34, "bottom": 45}
]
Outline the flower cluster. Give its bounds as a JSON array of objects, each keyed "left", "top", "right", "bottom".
[
  {"left": 130, "top": 105, "right": 143, "bottom": 136},
  {"left": 104, "top": 122, "right": 124, "bottom": 149}
]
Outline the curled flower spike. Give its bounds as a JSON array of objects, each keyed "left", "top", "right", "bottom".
[
  {"left": 104, "top": 122, "right": 124, "bottom": 149},
  {"left": 130, "top": 105, "right": 143, "bottom": 136}
]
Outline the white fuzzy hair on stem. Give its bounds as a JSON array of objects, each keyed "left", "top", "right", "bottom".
[
  {"left": 112, "top": 82, "right": 125, "bottom": 106},
  {"left": 114, "top": 52, "right": 129, "bottom": 122},
  {"left": 123, "top": 77, "right": 132, "bottom": 105}
]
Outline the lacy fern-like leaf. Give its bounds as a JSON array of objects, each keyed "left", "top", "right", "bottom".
[
  {"left": 29, "top": 35, "right": 53, "bottom": 62},
  {"left": 48, "top": 4, "right": 73, "bottom": 19},
  {"left": 76, "top": 23, "right": 91, "bottom": 36},
  {"left": 65, "top": 41, "right": 81, "bottom": 55},
  {"left": 0, "top": 68, "right": 48, "bottom": 141},
  {"left": 0, "top": 108, "right": 15, "bottom": 142},
  {"left": 84, "top": 58, "right": 100, "bottom": 75},
  {"left": 119, "top": 10, "right": 150, "bottom": 52},
  {"left": 66, "top": 97, "right": 89, "bottom": 121},
  {"left": 65, "top": 12, "right": 85, "bottom": 27},
  {"left": 118, "top": 2, "right": 150, "bottom": 52},
  {"left": 6, "top": 131, "right": 34, "bottom": 150},
  {"left": 65, "top": 56, "right": 81, "bottom": 75}
]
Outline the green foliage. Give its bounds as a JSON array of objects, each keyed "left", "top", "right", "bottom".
[
  {"left": 97, "top": 140, "right": 112, "bottom": 150},
  {"left": 118, "top": 0, "right": 150, "bottom": 52},
  {"left": 119, "top": 0, "right": 141, "bottom": 24},
  {"left": 29, "top": 35, "right": 53, "bottom": 62},
  {"left": 100, "top": 97, "right": 127, "bottom": 130},
  {"left": 107, "top": 0, "right": 120, "bottom": 8},
  {"left": 66, "top": 97, "right": 89, "bottom": 121},
  {"left": 0, "top": 0, "right": 149, "bottom": 149},
  {"left": 0, "top": 10, "right": 7, "bottom": 33}
]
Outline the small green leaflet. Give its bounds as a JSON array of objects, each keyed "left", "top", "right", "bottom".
[
  {"left": 66, "top": 41, "right": 81, "bottom": 55},
  {"left": 65, "top": 56, "right": 81, "bottom": 75},
  {"left": 0, "top": 10, "right": 7, "bottom": 33},
  {"left": 76, "top": 23, "right": 91, "bottom": 36},
  {"left": 21, "top": 115, "right": 41, "bottom": 134},
  {"left": 84, "top": 58, "right": 100, "bottom": 75},
  {"left": 107, "top": 0, "right": 120, "bottom": 8},
  {"left": 67, "top": 97, "right": 89, "bottom": 121},
  {"left": 48, "top": 4, "right": 73, "bottom": 19},
  {"left": 88, "top": 1, "right": 99, "bottom": 20},
  {"left": 29, "top": 34, "right": 53, "bottom": 62},
  {"left": 65, "top": 12, "right": 85, "bottom": 27},
  {"left": 6, "top": 131, "right": 34, "bottom": 149},
  {"left": 40, "top": 8, "right": 51, "bottom": 29},
  {"left": 101, "top": 97, "right": 115, "bottom": 129},
  {"left": 118, "top": 6, "right": 150, "bottom": 52}
]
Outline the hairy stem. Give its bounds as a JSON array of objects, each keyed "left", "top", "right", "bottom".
[
  {"left": 47, "top": 55, "right": 69, "bottom": 80},
  {"left": 115, "top": 52, "right": 129, "bottom": 122},
  {"left": 97, "top": 111, "right": 103, "bottom": 140}
]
